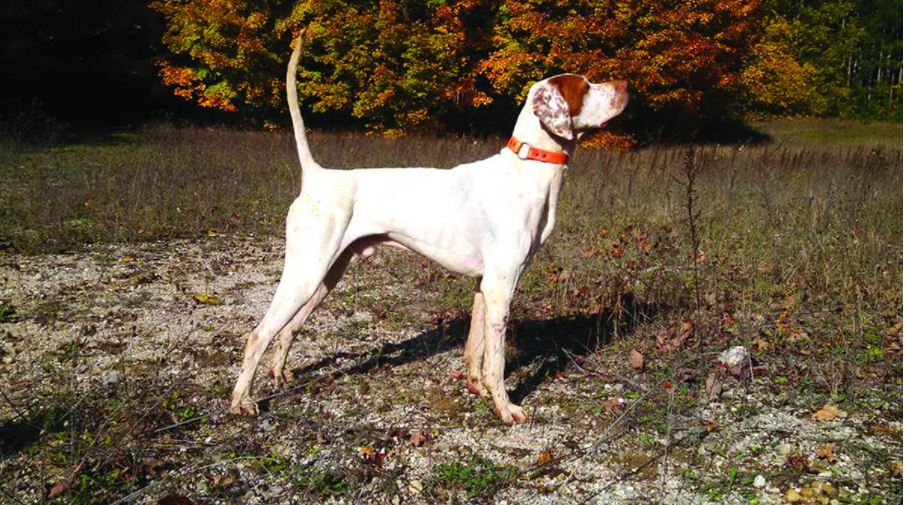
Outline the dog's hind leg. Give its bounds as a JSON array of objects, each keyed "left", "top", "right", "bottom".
[
  {"left": 230, "top": 197, "right": 350, "bottom": 415},
  {"left": 269, "top": 247, "right": 355, "bottom": 387},
  {"left": 464, "top": 281, "right": 489, "bottom": 397}
]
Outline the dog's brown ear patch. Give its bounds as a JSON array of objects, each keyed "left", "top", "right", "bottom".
[
  {"left": 532, "top": 83, "right": 573, "bottom": 139},
  {"left": 549, "top": 75, "right": 589, "bottom": 116}
]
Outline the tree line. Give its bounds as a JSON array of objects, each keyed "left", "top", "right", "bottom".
[{"left": 1, "top": 0, "right": 900, "bottom": 138}]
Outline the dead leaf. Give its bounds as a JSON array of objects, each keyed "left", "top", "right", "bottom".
[
  {"left": 815, "top": 443, "right": 837, "bottom": 463},
  {"left": 409, "top": 430, "right": 429, "bottom": 447},
  {"left": 785, "top": 452, "right": 809, "bottom": 473},
  {"left": 752, "top": 337, "right": 773, "bottom": 353},
  {"left": 705, "top": 372, "right": 722, "bottom": 401},
  {"left": 451, "top": 371, "right": 464, "bottom": 381},
  {"left": 629, "top": 349, "right": 644, "bottom": 370},
  {"left": 872, "top": 423, "right": 902, "bottom": 437},
  {"left": 884, "top": 321, "right": 902, "bottom": 336},
  {"left": 681, "top": 318, "right": 695, "bottom": 335},
  {"left": 811, "top": 404, "right": 843, "bottom": 422},
  {"left": 602, "top": 399, "right": 626, "bottom": 413},
  {"left": 192, "top": 292, "right": 222, "bottom": 306},
  {"left": 775, "top": 311, "right": 791, "bottom": 333},
  {"left": 121, "top": 256, "right": 136, "bottom": 263},
  {"left": 655, "top": 328, "right": 675, "bottom": 350},
  {"left": 553, "top": 370, "right": 568, "bottom": 381},
  {"left": 47, "top": 461, "right": 84, "bottom": 499},
  {"left": 537, "top": 450, "right": 553, "bottom": 465},
  {"left": 788, "top": 327, "right": 809, "bottom": 342},
  {"left": 611, "top": 244, "right": 623, "bottom": 258},
  {"left": 655, "top": 320, "right": 695, "bottom": 353},
  {"left": 212, "top": 471, "right": 236, "bottom": 488},
  {"left": 47, "top": 479, "right": 70, "bottom": 500}
]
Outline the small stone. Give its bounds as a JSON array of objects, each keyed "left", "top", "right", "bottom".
[
  {"left": 103, "top": 371, "right": 123, "bottom": 385},
  {"left": 718, "top": 346, "right": 748, "bottom": 367},
  {"left": 818, "top": 483, "right": 838, "bottom": 496},
  {"left": 753, "top": 474, "right": 767, "bottom": 488},
  {"left": 778, "top": 443, "right": 793, "bottom": 456},
  {"left": 786, "top": 489, "right": 801, "bottom": 502},
  {"left": 408, "top": 480, "right": 423, "bottom": 494}
]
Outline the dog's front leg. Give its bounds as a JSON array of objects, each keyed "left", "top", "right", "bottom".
[{"left": 480, "top": 269, "right": 527, "bottom": 424}]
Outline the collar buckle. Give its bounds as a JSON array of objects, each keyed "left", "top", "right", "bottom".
[{"left": 506, "top": 136, "right": 568, "bottom": 165}]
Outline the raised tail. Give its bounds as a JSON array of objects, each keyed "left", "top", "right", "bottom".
[{"left": 286, "top": 33, "right": 321, "bottom": 179}]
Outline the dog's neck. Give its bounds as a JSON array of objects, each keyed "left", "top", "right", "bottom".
[{"left": 510, "top": 106, "right": 577, "bottom": 161}]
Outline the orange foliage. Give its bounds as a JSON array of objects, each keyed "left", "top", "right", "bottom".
[{"left": 152, "top": 0, "right": 764, "bottom": 132}]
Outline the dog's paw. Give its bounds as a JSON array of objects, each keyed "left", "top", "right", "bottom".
[
  {"left": 508, "top": 405, "right": 528, "bottom": 424},
  {"left": 229, "top": 396, "right": 259, "bottom": 416},
  {"left": 269, "top": 367, "right": 294, "bottom": 388},
  {"left": 467, "top": 377, "right": 490, "bottom": 397},
  {"left": 496, "top": 403, "right": 528, "bottom": 424}
]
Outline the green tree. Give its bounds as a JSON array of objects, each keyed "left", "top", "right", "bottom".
[{"left": 747, "top": 0, "right": 902, "bottom": 119}]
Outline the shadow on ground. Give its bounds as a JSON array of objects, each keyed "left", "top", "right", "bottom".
[{"left": 283, "top": 293, "right": 655, "bottom": 406}]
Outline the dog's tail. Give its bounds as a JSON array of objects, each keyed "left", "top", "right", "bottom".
[{"left": 287, "top": 32, "right": 321, "bottom": 179}]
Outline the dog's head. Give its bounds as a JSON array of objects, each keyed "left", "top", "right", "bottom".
[{"left": 530, "top": 74, "right": 628, "bottom": 140}]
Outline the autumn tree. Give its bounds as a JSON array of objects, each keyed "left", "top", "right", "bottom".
[
  {"left": 151, "top": 0, "right": 497, "bottom": 134},
  {"left": 740, "top": 15, "right": 821, "bottom": 115},
  {"left": 148, "top": 0, "right": 902, "bottom": 134},
  {"left": 482, "top": 0, "right": 762, "bottom": 126}
]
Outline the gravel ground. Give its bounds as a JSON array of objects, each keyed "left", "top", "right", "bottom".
[{"left": 0, "top": 237, "right": 901, "bottom": 504}]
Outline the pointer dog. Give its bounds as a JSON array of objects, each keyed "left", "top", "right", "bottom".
[{"left": 230, "top": 36, "right": 628, "bottom": 424}]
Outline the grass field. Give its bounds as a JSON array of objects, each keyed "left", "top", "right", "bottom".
[{"left": 0, "top": 120, "right": 901, "bottom": 503}]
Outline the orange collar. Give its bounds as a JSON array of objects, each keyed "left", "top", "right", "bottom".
[{"left": 507, "top": 137, "right": 569, "bottom": 165}]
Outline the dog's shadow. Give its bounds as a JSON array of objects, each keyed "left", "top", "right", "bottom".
[{"left": 286, "top": 293, "right": 652, "bottom": 405}]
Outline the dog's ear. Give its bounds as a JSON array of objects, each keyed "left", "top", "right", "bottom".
[{"left": 532, "top": 82, "right": 574, "bottom": 140}]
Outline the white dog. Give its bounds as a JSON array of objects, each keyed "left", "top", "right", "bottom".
[{"left": 230, "top": 35, "right": 628, "bottom": 424}]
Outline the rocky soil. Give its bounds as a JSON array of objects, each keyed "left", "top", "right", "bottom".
[{"left": 0, "top": 237, "right": 901, "bottom": 504}]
